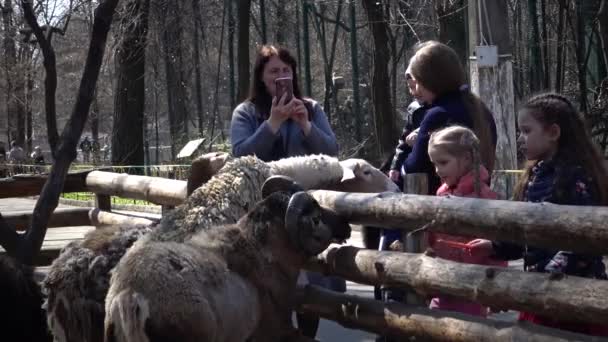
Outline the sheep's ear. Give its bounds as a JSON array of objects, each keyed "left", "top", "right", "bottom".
[
  {"left": 340, "top": 166, "right": 356, "bottom": 182},
  {"left": 262, "top": 175, "right": 304, "bottom": 198}
]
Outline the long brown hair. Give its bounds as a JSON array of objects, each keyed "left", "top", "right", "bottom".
[
  {"left": 513, "top": 93, "right": 608, "bottom": 204},
  {"left": 248, "top": 45, "right": 303, "bottom": 118},
  {"left": 409, "top": 41, "right": 496, "bottom": 173}
]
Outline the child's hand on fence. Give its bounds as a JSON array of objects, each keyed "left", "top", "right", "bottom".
[
  {"left": 388, "top": 240, "right": 404, "bottom": 252},
  {"left": 467, "top": 239, "right": 494, "bottom": 258}
]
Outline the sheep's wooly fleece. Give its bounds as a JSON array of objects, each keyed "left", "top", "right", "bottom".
[{"left": 149, "top": 154, "right": 343, "bottom": 243}]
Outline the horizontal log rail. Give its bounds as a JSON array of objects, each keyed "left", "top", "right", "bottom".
[
  {"left": 0, "top": 171, "right": 90, "bottom": 198},
  {"left": 296, "top": 285, "right": 603, "bottom": 342},
  {"left": 305, "top": 246, "right": 608, "bottom": 326},
  {"left": 4, "top": 208, "right": 92, "bottom": 230},
  {"left": 85, "top": 171, "right": 187, "bottom": 206},
  {"left": 309, "top": 190, "right": 608, "bottom": 255},
  {"left": 88, "top": 208, "right": 158, "bottom": 227}
]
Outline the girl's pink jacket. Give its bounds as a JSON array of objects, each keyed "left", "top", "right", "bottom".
[{"left": 428, "top": 166, "right": 507, "bottom": 317}]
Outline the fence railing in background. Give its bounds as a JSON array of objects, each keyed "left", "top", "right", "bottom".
[{"left": 1, "top": 166, "right": 606, "bottom": 341}]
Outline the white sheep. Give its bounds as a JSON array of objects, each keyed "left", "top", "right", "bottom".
[{"left": 44, "top": 154, "right": 398, "bottom": 342}]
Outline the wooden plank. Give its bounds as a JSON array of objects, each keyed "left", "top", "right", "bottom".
[
  {"left": 309, "top": 190, "right": 608, "bottom": 255},
  {"left": 297, "top": 285, "right": 600, "bottom": 342},
  {"left": 307, "top": 245, "right": 608, "bottom": 326},
  {"left": 0, "top": 171, "right": 90, "bottom": 198},
  {"left": 86, "top": 170, "right": 187, "bottom": 206},
  {"left": 3, "top": 207, "right": 92, "bottom": 230}
]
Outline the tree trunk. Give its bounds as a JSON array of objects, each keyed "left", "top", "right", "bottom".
[
  {"left": 309, "top": 190, "right": 608, "bottom": 255},
  {"left": 162, "top": 0, "right": 190, "bottom": 158},
  {"left": 575, "top": 0, "right": 589, "bottom": 113},
  {"left": 436, "top": 0, "right": 467, "bottom": 65},
  {"left": 0, "top": 0, "right": 120, "bottom": 264},
  {"left": 555, "top": 0, "right": 566, "bottom": 92},
  {"left": 228, "top": 0, "right": 236, "bottom": 110},
  {"left": 236, "top": 0, "right": 252, "bottom": 102},
  {"left": 361, "top": 0, "right": 396, "bottom": 156},
  {"left": 297, "top": 285, "right": 599, "bottom": 342},
  {"left": 528, "top": 0, "right": 543, "bottom": 92},
  {"left": 306, "top": 246, "right": 608, "bottom": 326},
  {"left": 112, "top": 0, "right": 150, "bottom": 167},
  {"left": 275, "top": 0, "right": 286, "bottom": 44},
  {"left": 540, "top": 0, "right": 550, "bottom": 89},
  {"left": 259, "top": 0, "right": 267, "bottom": 43},
  {"left": 192, "top": 0, "right": 205, "bottom": 135},
  {"left": 2, "top": 0, "right": 26, "bottom": 146},
  {"left": 349, "top": 1, "right": 362, "bottom": 142}
]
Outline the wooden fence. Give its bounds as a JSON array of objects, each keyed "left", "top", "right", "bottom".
[{"left": 0, "top": 169, "right": 606, "bottom": 341}]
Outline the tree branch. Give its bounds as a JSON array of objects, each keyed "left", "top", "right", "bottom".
[
  {"left": 16, "top": 0, "right": 120, "bottom": 265},
  {"left": 21, "top": 0, "right": 59, "bottom": 156}
]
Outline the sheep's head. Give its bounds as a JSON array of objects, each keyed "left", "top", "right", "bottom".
[
  {"left": 336, "top": 158, "right": 399, "bottom": 193},
  {"left": 187, "top": 152, "right": 232, "bottom": 195},
  {"left": 262, "top": 176, "right": 351, "bottom": 256}
]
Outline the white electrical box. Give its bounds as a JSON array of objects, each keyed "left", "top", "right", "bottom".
[{"left": 475, "top": 45, "right": 498, "bottom": 67}]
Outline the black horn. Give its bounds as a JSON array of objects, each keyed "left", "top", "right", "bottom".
[
  {"left": 285, "top": 192, "right": 331, "bottom": 255},
  {"left": 261, "top": 175, "right": 303, "bottom": 199}
]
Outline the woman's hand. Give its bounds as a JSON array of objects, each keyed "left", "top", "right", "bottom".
[
  {"left": 388, "top": 169, "right": 400, "bottom": 182},
  {"left": 467, "top": 239, "right": 494, "bottom": 259},
  {"left": 405, "top": 128, "right": 419, "bottom": 147},
  {"left": 290, "top": 98, "right": 312, "bottom": 136},
  {"left": 268, "top": 93, "right": 294, "bottom": 133}
]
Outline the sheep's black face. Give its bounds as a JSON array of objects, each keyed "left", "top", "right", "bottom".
[
  {"left": 285, "top": 192, "right": 350, "bottom": 255},
  {"left": 320, "top": 207, "right": 351, "bottom": 244}
]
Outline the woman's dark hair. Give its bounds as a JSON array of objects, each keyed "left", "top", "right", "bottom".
[
  {"left": 513, "top": 93, "right": 608, "bottom": 204},
  {"left": 248, "top": 45, "right": 303, "bottom": 118},
  {"left": 409, "top": 41, "right": 496, "bottom": 172}
]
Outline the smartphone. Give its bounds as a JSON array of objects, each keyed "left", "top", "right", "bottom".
[{"left": 275, "top": 77, "right": 293, "bottom": 103}]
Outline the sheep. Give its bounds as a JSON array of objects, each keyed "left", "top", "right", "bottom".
[
  {"left": 0, "top": 255, "right": 53, "bottom": 342},
  {"left": 44, "top": 154, "right": 398, "bottom": 342},
  {"left": 105, "top": 181, "right": 351, "bottom": 342}
]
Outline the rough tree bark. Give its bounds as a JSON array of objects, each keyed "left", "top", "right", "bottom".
[
  {"left": 1, "top": 0, "right": 26, "bottom": 146},
  {"left": 161, "top": 0, "right": 190, "bottom": 157},
  {"left": 309, "top": 190, "right": 608, "bottom": 255},
  {"left": 0, "top": 0, "right": 120, "bottom": 265},
  {"left": 306, "top": 246, "right": 608, "bottom": 326},
  {"left": 298, "top": 285, "right": 602, "bottom": 342},
  {"left": 237, "top": 0, "right": 252, "bottom": 102},
  {"left": 112, "top": 0, "right": 150, "bottom": 166},
  {"left": 361, "top": 0, "right": 397, "bottom": 156}
]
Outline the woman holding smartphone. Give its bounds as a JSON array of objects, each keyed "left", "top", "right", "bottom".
[
  {"left": 230, "top": 44, "right": 341, "bottom": 338},
  {"left": 230, "top": 44, "right": 338, "bottom": 161}
]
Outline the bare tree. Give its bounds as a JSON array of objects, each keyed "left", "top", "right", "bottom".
[
  {"left": 0, "top": 0, "right": 120, "bottom": 265},
  {"left": 112, "top": 0, "right": 150, "bottom": 166}
]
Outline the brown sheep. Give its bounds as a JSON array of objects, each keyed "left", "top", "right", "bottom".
[
  {"left": 44, "top": 154, "right": 397, "bottom": 342},
  {"left": 105, "top": 183, "right": 351, "bottom": 342}
]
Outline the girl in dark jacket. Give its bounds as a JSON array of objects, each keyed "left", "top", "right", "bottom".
[{"left": 477, "top": 93, "right": 608, "bottom": 336}]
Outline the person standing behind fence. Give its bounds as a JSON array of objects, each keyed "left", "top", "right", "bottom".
[
  {"left": 8, "top": 140, "right": 25, "bottom": 174},
  {"left": 425, "top": 126, "right": 506, "bottom": 317},
  {"left": 400, "top": 41, "right": 497, "bottom": 191},
  {"left": 475, "top": 93, "right": 608, "bottom": 336},
  {"left": 230, "top": 44, "right": 339, "bottom": 339},
  {"left": 80, "top": 136, "right": 92, "bottom": 163}
]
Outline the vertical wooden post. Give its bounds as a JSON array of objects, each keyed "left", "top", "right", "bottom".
[
  {"left": 400, "top": 173, "right": 428, "bottom": 306},
  {"left": 95, "top": 194, "right": 112, "bottom": 212},
  {"left": 468, "top": 0, "right": 518, "bottom": 199}
]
